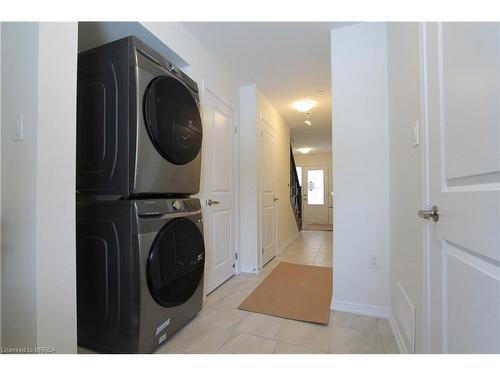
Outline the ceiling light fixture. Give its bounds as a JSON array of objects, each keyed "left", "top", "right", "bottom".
[
  {"left": 292, "top": 99, "right": 316, "bottom": 112},
  {"left": 304, "top": 112, "right": 312, "bottom": 127},
  {"left": 299, "top": 148, "right": 311, "bottom": 154}
]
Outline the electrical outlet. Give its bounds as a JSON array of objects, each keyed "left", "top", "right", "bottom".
[{"left": 368, "top": 254, "right": 380, "bottom": 269}]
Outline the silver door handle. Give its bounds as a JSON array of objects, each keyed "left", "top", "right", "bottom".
[
  {"left": 207, "top": 199, "right": 220, "bottom": 206},
  {"left": 418, "top": 205, "right": 439, "bottom": 222}
]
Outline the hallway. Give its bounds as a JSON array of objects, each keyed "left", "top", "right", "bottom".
[
  {"left": 149, "top": 231, "right": 398, "bottom": 354},
  {"left": 3, "top": 16, "right": 499, "bottom": 362}
]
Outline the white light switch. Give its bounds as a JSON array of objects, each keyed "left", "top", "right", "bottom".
[
  {"left": 412, "top": 120, "right": 419, "bottom": 147},
  {"left": 368, "top": 254, "right": 380, "bottom": 269},
  {"left": 14, "top": 115, "right": 24, "bottom": 141}
]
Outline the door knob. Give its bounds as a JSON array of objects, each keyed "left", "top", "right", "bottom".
[
  {"left": 172, "top": 200, "right": 182, "bottom": 211},
  {"left": 207, "top": 199, "right": 220, "bottom": 206},
  {"left": 418, "top": 205, "right": 439, "bottom": 222},
  {"left": 273, "top": 197, "right": 279, "bottom": 202}
]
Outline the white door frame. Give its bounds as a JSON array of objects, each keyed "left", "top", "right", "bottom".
[
  {"left": 0, "top": 24, "right": 2, "bottom": 346},
  {"left": 234, "top": 111, "right": 240, "bottom": 273},
  {"left": 199, "top": 81, "right": 240, "bottom": 291},
  {"left": 258, "top": 113, "right": 277, "bottom": 269},
  {"left": 418, "top": 22, "right": 432, "bottom": 354}
]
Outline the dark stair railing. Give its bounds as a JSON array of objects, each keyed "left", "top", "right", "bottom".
[{"left": 290, "top": 146, "right": 302, "bottom": 231}]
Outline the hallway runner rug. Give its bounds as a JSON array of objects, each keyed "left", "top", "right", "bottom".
[
  {"left": 238, "top": 262, "right": 333, "bottom": 325},
  {"left": 302, "top": 223, "right": 333, "bottom": 231}
]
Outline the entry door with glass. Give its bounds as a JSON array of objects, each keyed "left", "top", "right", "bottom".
[{"left": 301, "top": 166, "right": 329, "bottom": 225}]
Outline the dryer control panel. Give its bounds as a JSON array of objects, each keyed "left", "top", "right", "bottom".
[{"left": 135, "top": 198, "right": 201, "bottom": 216}]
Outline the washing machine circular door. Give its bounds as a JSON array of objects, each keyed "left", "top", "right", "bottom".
[
  {"left": 143, "top": 75, "right": 203, "bottom": 165},
  {"left": 146, "top": 217, "right": 205, "bottom": 308}
]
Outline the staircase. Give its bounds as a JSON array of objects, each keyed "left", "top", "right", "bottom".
[{"left": 289, "top": 146, "right": 302, "bottom": 231}]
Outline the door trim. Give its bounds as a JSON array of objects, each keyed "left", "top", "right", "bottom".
[{"left": 419, "top": 21, "right": 432, "bottom": 354}]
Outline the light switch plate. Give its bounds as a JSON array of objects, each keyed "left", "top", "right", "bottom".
[
  {"left": 14, "top": 115, "right": 24, "bottom": 141},
  {"left": 412, "top": 120, "right": 419, "bottom": 147},
  {"left": 368, "top": 254, "right": 380, "bottom": 269}
]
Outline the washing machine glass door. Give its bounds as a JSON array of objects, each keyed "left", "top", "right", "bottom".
[
  {"left": 143, "top": 76, "right": 203, "bottom": 165},
  {"left": 146, "top": 217, "right": 205, "bottom": 308}
]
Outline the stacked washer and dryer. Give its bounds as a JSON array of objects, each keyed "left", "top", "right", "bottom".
[{"left": 76, "top": 36, "right": 205, "bottom": 353}]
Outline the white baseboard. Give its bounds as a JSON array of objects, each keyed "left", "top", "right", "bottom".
[
  {"left": 389, "top": 311, "right": 409, "bottom": 354},
  {"left": 278, "top": 231, "right": 301, "bottom": 254},
  {"left": 331, "top": 299, "right": 390, "bottom": 319},
  {"left": 331, "top": 300, "right": 411, "bottom": 354}
]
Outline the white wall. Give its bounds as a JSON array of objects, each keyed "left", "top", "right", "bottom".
[
  {"left": 331, "top": 23, "right": 391, "bottom": 316},
  {"left": 239, "top": 84, "right": 299, "bottom": 271},
  {"left": 1, "top": 22, "right": 78, "bottom": 353},
  {"left": 1, "top": 22, "right": 39, "bottom": 350},
  {"left": 35, "top": 23, "right": 78, "bottom": 353},
  {"left": 386, "top": 22, "right": 424, "bottom": 353}
]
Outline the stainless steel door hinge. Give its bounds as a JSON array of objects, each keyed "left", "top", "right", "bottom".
[{"left": 418, "top": 205, "right": 439, "bottom": 222}]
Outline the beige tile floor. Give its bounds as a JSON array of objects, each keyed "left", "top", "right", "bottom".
[{"left": 154, "top": 230, "right": 399, "bottom": 354}]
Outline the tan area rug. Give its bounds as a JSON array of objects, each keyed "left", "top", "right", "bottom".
[
  {"left": 302, "top": 223, "right": 333, "bottom": 231},
  {"left": 238, "top": 262, "right": 333, "bottom": 325}
]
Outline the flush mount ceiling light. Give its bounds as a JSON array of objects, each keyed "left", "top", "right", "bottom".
[
  {"left": 292, "top": 99, "right": 316, "bottom": 112},
  {"left": 304, "top": 112, "right": 312, "bottom": 127},
  {"left": 299, "top": 148, "right": 311, "bottom": 154}
]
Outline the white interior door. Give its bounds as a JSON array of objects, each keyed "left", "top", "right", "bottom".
[
  {"left": 422, "top": 22, "right": 500, "bottom": 353},
  {"left": 202, "top": 88, "right": 237, "bottom": 294},
  {"left": 260, "top": 118, "right": 277, "bottom": 266},
  {"left": 302, "top": 166, "right": 329, "bottom": 225}
]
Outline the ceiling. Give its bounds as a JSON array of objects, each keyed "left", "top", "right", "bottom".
[{"left": 182, "top": 22, "right": 352, "bottom": 154}]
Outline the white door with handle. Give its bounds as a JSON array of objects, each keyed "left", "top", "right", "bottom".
[
  {"left": 202, "top": 88, "right": 237, "bottom": 294},
  {"left": 302, "top": 166, "right": 329, "bottom": 225},
  {"left": 422, "top": 23, "right": 500, "bottom": 353},
  {"left": 260, "top": 117, "right": 277, "bottom": 267}
]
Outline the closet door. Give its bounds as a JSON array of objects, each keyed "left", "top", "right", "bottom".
[
  {"left": 202, "top": 88, "right": 237, "bottom": 293},
  {"left": 422, "top": 22, "right": 500, "bottom": 353},
  {"left": 260, "top": 117, "right": 277, "bottom": 267}
]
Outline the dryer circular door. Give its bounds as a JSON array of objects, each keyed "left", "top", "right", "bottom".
[
  {"left": 143, "top": 76, "right": 203, "bottom": 165},
  {"left": 146, "top": 217, "right": 205, "bottom": 308}
]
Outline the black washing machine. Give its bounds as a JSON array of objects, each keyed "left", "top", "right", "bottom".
[
  {"left": 77, "top": 36, "right": 203, "bottom": 198},
  {"left": 77, "top": 198, "right": 204, "bottom": 353}
]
